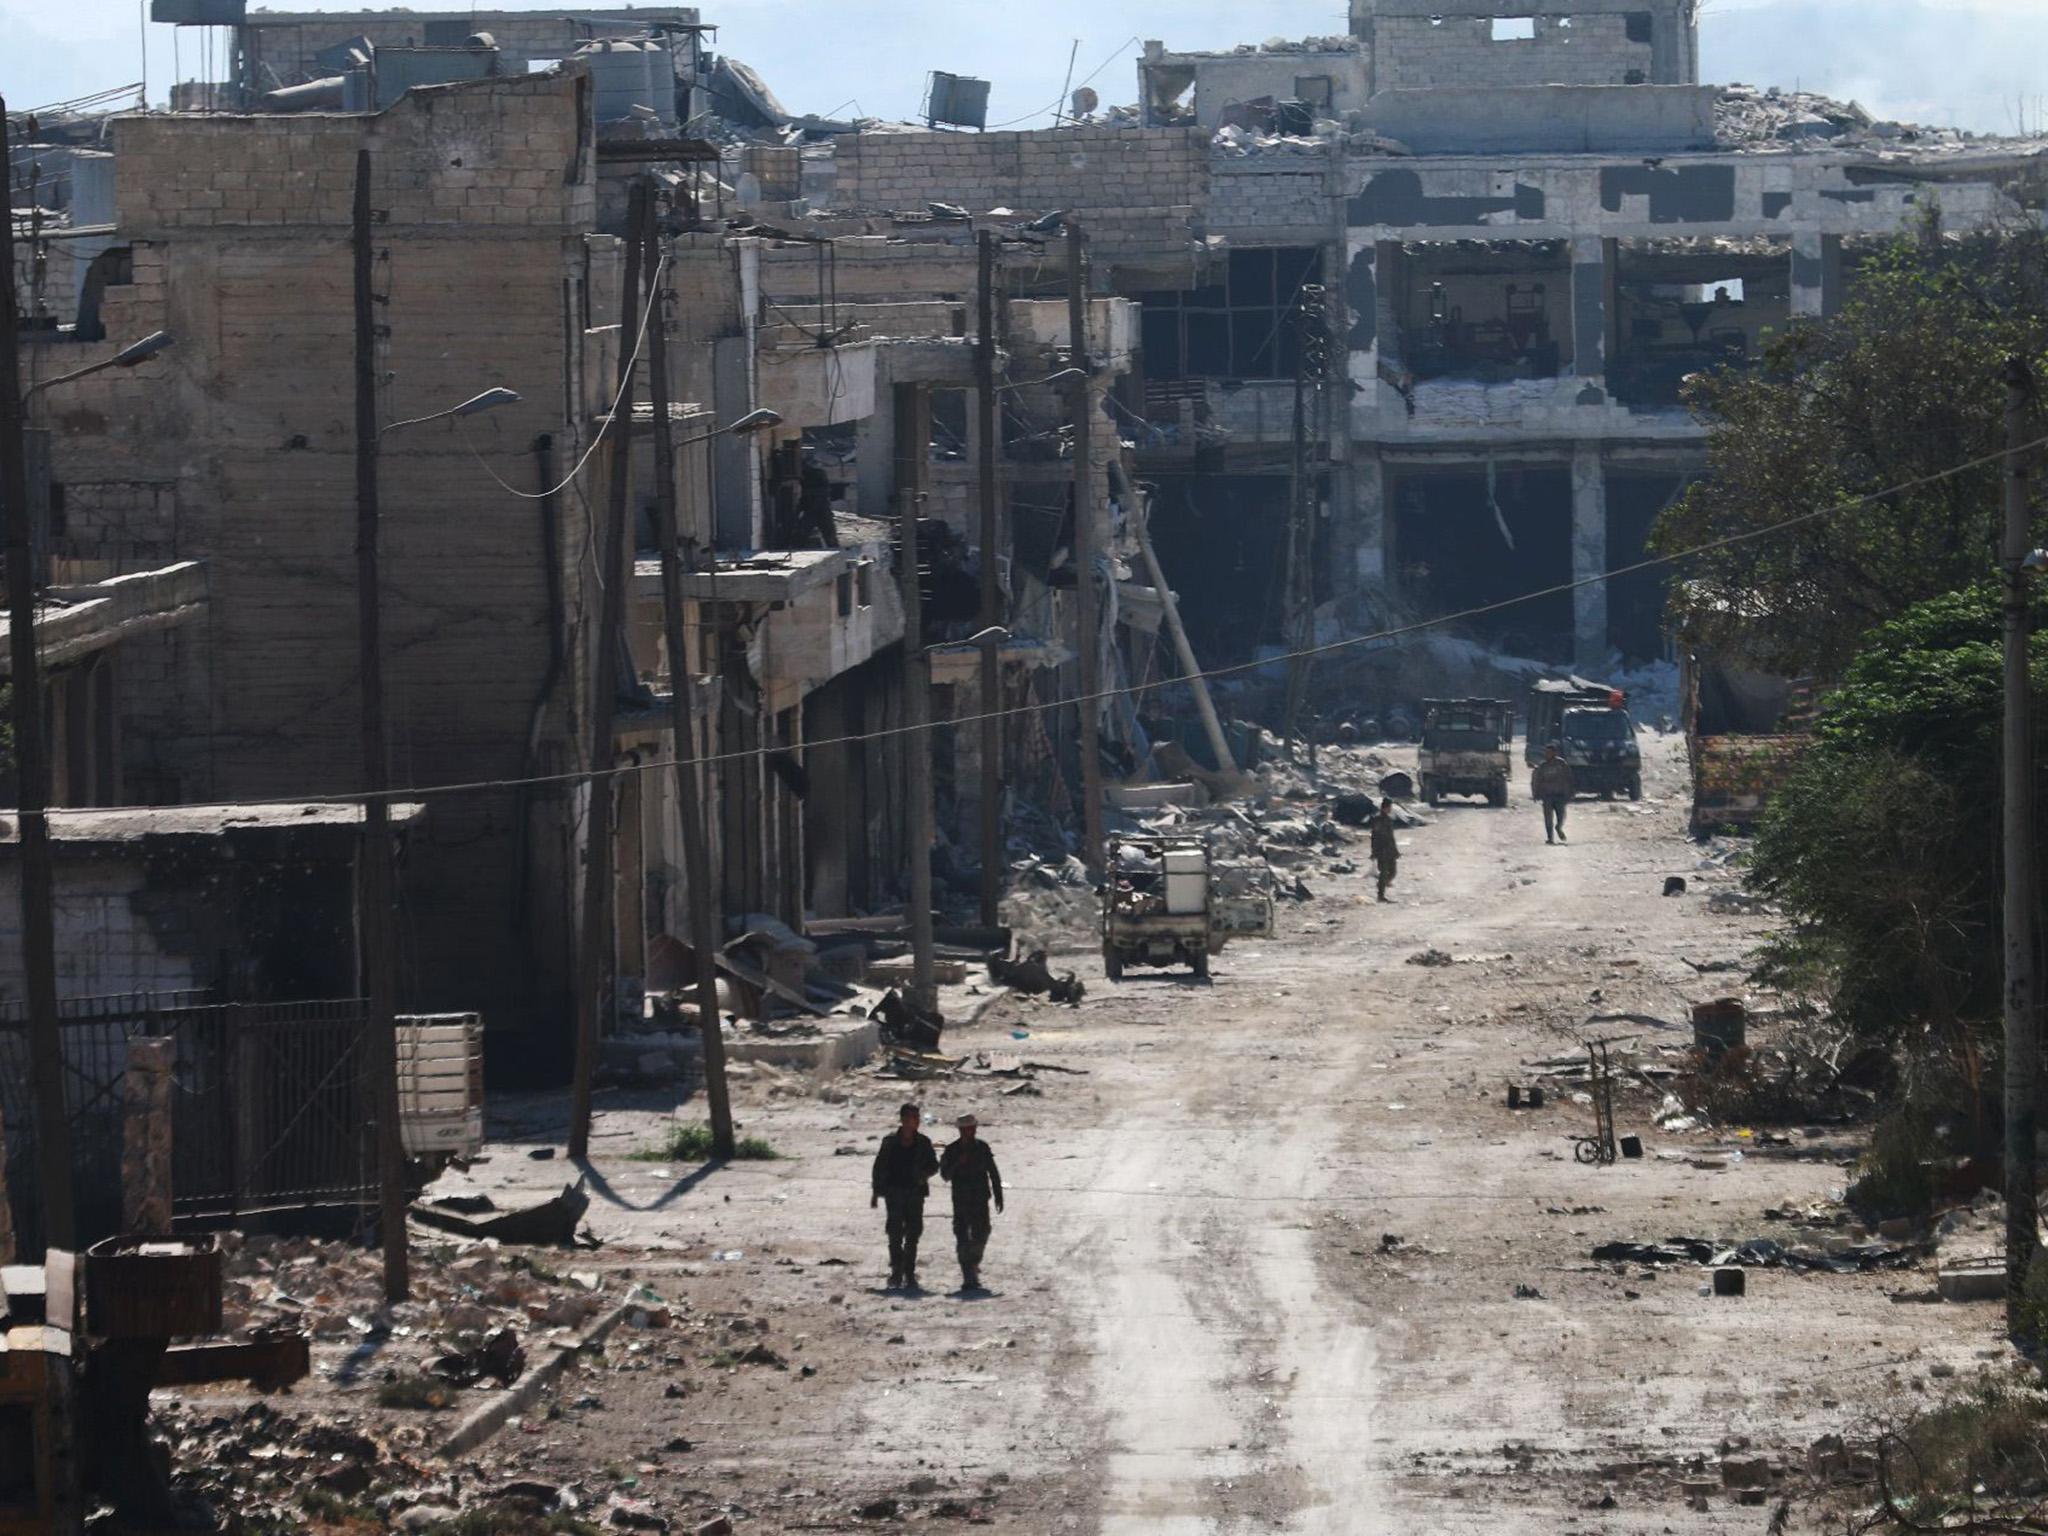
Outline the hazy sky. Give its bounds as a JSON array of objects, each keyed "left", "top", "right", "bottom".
[{"left": 2, "top": 0, "right": 2043, "bottom": 135}]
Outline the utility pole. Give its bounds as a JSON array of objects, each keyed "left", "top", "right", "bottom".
[
  {"left": 897, "top": 386, "right": 938, "bottom": 1013},
  {"left": 568, "top": 181, "right": 646, "bottom": 1161},
  {"left": 1066, "top": 226, "right": 1104, "bottom": 879},
  {"left": 640, "top": 193, "right": 736, "bottom": 1160},
  {"left": 352, "top": 149, "right": 407, "bottom": 1301},
  {"left": 0, "top": 98, "right": 75, "bottom": 1255},
  {"left": 2002, "top": 354, "right": 2039, "bottom": 1329},
  {"left": 975, "top": 230, "right": 1002, "bottom": 928},
  {"left": 1282, "top": 306, "right": 1311, "bottom": 759}
]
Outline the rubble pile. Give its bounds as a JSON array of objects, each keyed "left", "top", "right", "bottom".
[
  {"left": 1714, "top": 84, "right": 1970, "bottom": 152},
  {"left": 153, "top": 1236, "right": 709, "bottom": 1534}
]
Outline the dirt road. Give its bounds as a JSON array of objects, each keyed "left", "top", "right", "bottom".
[{"left": 265, "top": 733, "right": 2007, "bottom": 1533}]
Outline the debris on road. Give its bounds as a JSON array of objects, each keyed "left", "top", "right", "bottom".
[
  {"left": 1590, "top": 1237, "right": 1917, "bottom": 1273},
  {"left": 412, "top": 1183, "right": 593, "bottom": 1246}
]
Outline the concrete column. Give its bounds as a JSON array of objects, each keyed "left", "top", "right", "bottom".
[
  {"left": 711, "top": 335, "right": 759, "bottom": 549},
  {"left": 855, "top": 406, "right": 896, "bottom": 522},
  {"left": 1571, "top": 443, "right": 1608, "bottom": 669},
  {"left": 1351, "top": 452, "right": 1388, "bottom": 605},
  {"left": 0, "top": 1092, "right": 15, "bottom": 1263},
  {"left": 121, "top": 1036, "right": 175, "bottom": 1236},
  {"left": 1791, "top": 232, "right": 1844, "bottom": 320},
  {"left": 1569, "top": 235, "right": 1608, "bottom": 384}
]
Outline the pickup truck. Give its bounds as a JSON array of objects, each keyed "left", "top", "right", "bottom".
[{"left": 1101, "top": 837, "right": 1273, "bottom": 980}]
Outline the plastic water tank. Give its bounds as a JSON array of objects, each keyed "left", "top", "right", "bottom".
[{"left": 578, "top": 38, "right": 654, "bottom": 123}]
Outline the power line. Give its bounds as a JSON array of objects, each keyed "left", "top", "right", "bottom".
[
  {"left": 33, "top": 430, "right": 2047, "bottom": 820},
  {"left": 983, "top": 35, "right": 1142, "bottom": 129},
  {"left": 458, "top": 252, "right": 669, "bottom": 501}
]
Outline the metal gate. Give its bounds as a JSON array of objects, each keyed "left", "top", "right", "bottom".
[{"left": 0, "top": 993, "right": 376, "bottom": 1251}]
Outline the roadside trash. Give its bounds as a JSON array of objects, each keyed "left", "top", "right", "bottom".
[
  {"left": 988, "top": 949, "right": 1085, "bottom": 1005},
  {"left": 1662, "top": 876, "right": 1687, "bottom": 896},
  {"left": 1707, "top": 890, "right": 1767, "bottom": 915},
  {"left": 1591, "top": 1237, "right": 1915, "bottom": 1273},
  {"left": 1618, "top": 1135, "right": 1643, "bottom": 1159},
  {"left": 1512, "top": 1283, "right": 1543, "bottom": 1299},
  {"left": 429, "top": 1326, "right": 526, "bottom": 1387},
  {"left": 1935, "top": 1255, "right": 2005, "bottom": 1302},
  {"left": 1505, "top": 1085, "right": 1546, "bottom": 1109},
  {"left": 1406, "top": 948, "right": 1452, "bottom": 967},
  {"left": 1713, "top": 1268, "right": 1746, "bottom": 1296},
  {"left": 1378, "top": 771, "right": 1414, "bottom": 800},
  {"left": 411, "top": 1182, "right": 592, "bottom": 1245}
]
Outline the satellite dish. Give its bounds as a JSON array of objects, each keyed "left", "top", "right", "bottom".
[{"left": 1071, "top": 86, "right": 1099, "bottom": 118}]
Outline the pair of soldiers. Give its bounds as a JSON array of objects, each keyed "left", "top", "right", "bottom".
[{"left": 869, "top": 1103, "right": 1004, "bottom": 1292}]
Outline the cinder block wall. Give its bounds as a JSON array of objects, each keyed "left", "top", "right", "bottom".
[
  {"left": 1374, "top": 15, "right": 1655, "bottom": 90},
  {"left": 828, "top": 127, "right": 1210, "bottom": 217},
  {"left": 43, "top": 71, "right": 608, "bottom": 1037}
]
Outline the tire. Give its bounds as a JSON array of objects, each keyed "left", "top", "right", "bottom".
[
  {"left": 1192, "top": 948, "right": 1210, "bottom": 980},
  {"left": 1488, "top": 779, "right": 1507, "bottom": 808},
  {"left": 1600, "top": 787, "right": 1614, "bottom": 802},
  {"left": 1627, "top": 775, "right": 1642, "bottom": 802},
  {"left": 1103, "top": 943, "right": 1123, "bottom": 982},
  {"left": 1423, "top": 776, "right": 1440, "bottom": 807}
]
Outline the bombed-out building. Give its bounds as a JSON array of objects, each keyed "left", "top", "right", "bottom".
[
  {"left": 792, "top": 0, "right": 2039, "bottom": 670},
  {"left": 6, "top": 0, "right": 2042, "bottom": 1072}
]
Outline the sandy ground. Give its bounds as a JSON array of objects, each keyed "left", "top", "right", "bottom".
[{"left": 172, "top": 731, "right": 2013, "bottom": 1534}]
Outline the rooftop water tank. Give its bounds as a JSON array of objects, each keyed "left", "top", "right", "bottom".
[{"left": 578, "top": 38, "right": 669, "bottom": 124}]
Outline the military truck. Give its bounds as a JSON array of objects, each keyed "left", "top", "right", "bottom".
[{"left": 1418, "top": 697, "right": 1513, "bottom": 806}]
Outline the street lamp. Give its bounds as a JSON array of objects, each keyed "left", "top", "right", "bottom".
[
  {"left": 2, "top": 323, "right": 176, "bottom": 1251},
  {"left": 22, "top": 330, "right": 176, "bottom": 402},
  {"left": 676, "top": 406, "right": 783, "bottom": 450},
  {"left": 380, "top": 386, "right": 520, "bottom": 438}
]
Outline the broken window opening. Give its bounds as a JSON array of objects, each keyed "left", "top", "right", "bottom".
[
  {"left": 1138, "top": 247, "right": 1322, "bottom": 383},
  {"left": 1143, "top": 472, "right": 1300, "bottom": 664},
  {"left": 929, "top": 388, "right": 969, "bottom": 463},
  {"left": 1141, "top": 63, "right": 1198, "bottom": 126},
  {"left": 1389, "top": 462, "right": 1574, "bottom": 660},
  {"left": 1491, "top": 17, "right": 1537, "bottom": 41},
  {"left": 1609, "top": 239, "right": 1789, "bottom": 412},
  {"left": 1399, "top": 240, "right": 1571, "bottom": 385}
]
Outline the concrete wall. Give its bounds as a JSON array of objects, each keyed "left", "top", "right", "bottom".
[
  {"left": 40, "top": 72, "right": 606, "bottom": 1041},
  {"left": 1358, "top": 0, "right": 1698, "bottom": 88},
  {"left": 826, "top": 127, "right": 1209, "bottom": 218},
  {"left": 1369, "top": 84, "right": 1718, "bottom": 154},
  {"left": 1146, "top": 49, "right": 1371, "bottom": 128},
  {"left": 237, "top": 6, "right": 699, "bottom": 89},
  {"left": 0, "top": 833, "right": 358, "bottom": 1007}
]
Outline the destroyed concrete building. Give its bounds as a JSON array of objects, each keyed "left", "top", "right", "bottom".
[
  {"left": 792, "top": 0, "right": 2038, "bottom": 673},
  {"left": 7, "top": 0, "right": 2043, "bottom": 1079}
]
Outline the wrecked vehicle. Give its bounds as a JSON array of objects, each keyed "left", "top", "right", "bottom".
[
  {"left": 1100, "top": 836, "right": 1271, "bottom": 980},
  {"left": 1417, "top": 697, "right": 1512, "bottom": 806}
]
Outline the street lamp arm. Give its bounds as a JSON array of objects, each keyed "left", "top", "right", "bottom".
[
  {"left": 379, "top": 386, "right": 520, "bottom": 438},
  {"left": 20, "top": 330, "right": 175, "bottom": 403},
  {"left": 674, "top": 406, "right": 784, "bottom": 449}
]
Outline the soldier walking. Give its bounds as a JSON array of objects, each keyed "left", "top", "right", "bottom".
[
  {"left": 939, "top": 1113, "right": 1004, "bottom": 1291},
  {"left": 1532, "top": 742, "right": 1576, "bottom": 845},
  {"left": 871, "top": 1102, "right": 938, "bottom": 1290},
  {"left": 1368, "top": 797, "right": 1399, "bottom": 902}
]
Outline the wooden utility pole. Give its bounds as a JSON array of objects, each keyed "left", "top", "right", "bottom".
[
  {"left": 1282, "top": 315, "right": 1311, "bottom": 758},
  {"left": 2002, "top": 354, "right": 2039, "bottom": 1328},
  {"left": 1066, "top": 227, "right": 1104, "bottom": 879},
  {"left": 641, "top": 195, "right": 736, "bottom": 1160},
  {"left": 568, "top": 181, "right": 646, "bottom": 1161},
  {"left": 352, "top": 148, "right": 407, "bottom": 1301},
  {"left": 975, "top": 230, "right": 1003, "bottom": 928},
  {"left": 897, "top": 386, "right": 938, "bottom": 1012},
  {"left": 0, "top": 97, "right": 75, "bottom": 1254}
]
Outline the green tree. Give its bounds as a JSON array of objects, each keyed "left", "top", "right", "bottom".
[
  {"left": 1750, "top": 585, "right": 2048, "bottom": 1046},
  {"left": 1653, "top": 216, "right": 2048, "bottom": 676}
]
